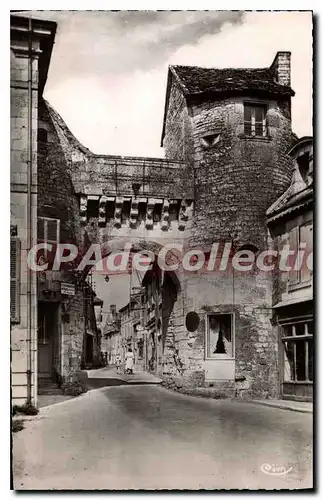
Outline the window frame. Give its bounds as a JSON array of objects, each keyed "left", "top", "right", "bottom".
[
  {"left": 37, "top": 217, "right": 60, "bottom": 259},
  {"left": 205, "top": 312, "right": 235, "bottom": 360},
  {"left": 243, "top": 102, "right": 268, "bottom": 138},
  {"left": 280, "top": 318, "right": 313, "bottom": 384}
]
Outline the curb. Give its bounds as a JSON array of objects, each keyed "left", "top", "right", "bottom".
[
  {"left": 244, "top": 400, "right": 313, "bottom": 414},
  {"left": 39, "top": 387, "right": 107, "bottom": 411}
]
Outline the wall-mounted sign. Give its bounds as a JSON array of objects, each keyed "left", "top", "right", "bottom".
[{"left": 61, "top": 282, "right": 76, "bottom": 296}]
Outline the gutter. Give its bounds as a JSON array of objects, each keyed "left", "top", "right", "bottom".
[{"left": 26, "top": 17, "right": 33, "bottom": 404}]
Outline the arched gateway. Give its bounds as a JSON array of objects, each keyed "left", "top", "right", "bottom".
[{"left": 33, "top": 50, "right": 297, "bottom": 403}]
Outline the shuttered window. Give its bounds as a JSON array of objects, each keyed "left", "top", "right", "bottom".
[
  {"left": 288, "top": 226, "right": 299, "bottom": 285},
  {"left": 300, "top": 223, "right": 313, "bottom": 283},
  {"left": 244, "top": 104, "right": 267, "bottom": 137},
  {"left": 289, "top": 222, "right": 313, "bottom": 286},
  {"left": 10, "top": 238, "right": 21, "bottom": 323},
  {"left": 37, "top": 217, "right": 60, "bottom": 258}
]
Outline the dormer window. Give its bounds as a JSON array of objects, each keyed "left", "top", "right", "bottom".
[
  {"left": 297, "top": 152, "right": 311, "bottom": 184},
  {"left": 244, "top": 103, "right": 267, "bottom": 137}
]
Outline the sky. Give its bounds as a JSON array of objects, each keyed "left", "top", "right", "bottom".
[
  {"left": 16, "top": 10, "right": 313, "bottom": 318},
  {"left": 21, "top": 10, "right": 312, "bottom": 159}
]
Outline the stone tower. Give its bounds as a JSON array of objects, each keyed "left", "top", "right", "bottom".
[
  {"left": 161, "top": 51, "right": 295, "bottom": 250},
  {"left": 161, "top": 52, "right": 297, "bottom": 398}
]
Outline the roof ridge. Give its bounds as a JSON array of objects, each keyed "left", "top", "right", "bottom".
[{"left": 171, "top": 63, "right": 271, "bottom": 71}]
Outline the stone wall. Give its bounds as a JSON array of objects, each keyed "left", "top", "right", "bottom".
[
  {"left": 11, "top": 46, "right": 39, "bottom": 406},
  {"left": 189, "top": 96, "right": 294, "bottom": 249},
  {"left": 61, "top": 288, "right": 84, "bottom": 378},
  {"left": 161, "top": 85, "right": 296, "bottom": 398},
  {"left": 161, "top": 268, "right": 279, "bottom": 399},
  {"left": 162, "top": 76, "right": 187, "bottom": 161},
  {"left": 37, "top": 98, "right": 99, "bottom": 381},
  {"left": 38, "top": 99, "right": 82, "bottom": 247}
]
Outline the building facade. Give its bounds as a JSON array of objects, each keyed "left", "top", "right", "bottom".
[
  {"left": 10, "top": 16, "right": 57, "bottom": 406},
  {"left": 267, "top": 137, "right": 313, "bottom": 401},
  {"left": 157, "top": 52, "right": 297, "bottom": 398},
  {"left": 118, "top": 290, "right": 146, "bottom": 370},
  {"left": 11, "top": 13, "right": 312, "bottom": 404},
  {"left": 102, "top": 305, "right": 121, "bottom": 365},
  {"left": 11, "top": 15, "right": 102, "bottom": 406}
]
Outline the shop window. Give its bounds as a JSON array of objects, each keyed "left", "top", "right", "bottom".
[
  {"left": 206, "top": 313, "right": 234, "bottom": 359},
  {"left": 244, "top": 103, "right": 267, "bottom": 137},
  {"left": 282, "top": 320, "right": 313, "bottom": 383}
]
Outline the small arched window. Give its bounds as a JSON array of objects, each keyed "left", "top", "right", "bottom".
[{"left": 37, "top": 128, "right": 48, "bottom": 143}]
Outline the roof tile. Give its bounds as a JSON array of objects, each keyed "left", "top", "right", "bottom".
[{"left": 171, "top": 65, "right": 295, "bottom": 97}]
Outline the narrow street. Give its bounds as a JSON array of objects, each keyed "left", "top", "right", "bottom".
[{"left": 13, "top": 385, "right": 312, "bottom": 490}]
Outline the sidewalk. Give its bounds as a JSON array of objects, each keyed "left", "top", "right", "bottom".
[
  {"left": 38, "top": 394, "right": 75, "bottom": 408},
  {"left": 85, "top": 366, "right": 162, "bottom": 385},
  {"left": 246, "top": 399, "right": 313, "bottom": 414}
]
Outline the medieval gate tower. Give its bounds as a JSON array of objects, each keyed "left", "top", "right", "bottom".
[{"left": 39, "top": 51, "right": 296, "bottom": 399}]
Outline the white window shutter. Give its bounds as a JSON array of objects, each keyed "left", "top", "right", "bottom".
[
  {"left": 288, "top": 227, "right": 299, "bottom": 285},
  {"left": 10, "top": 238, "right": 21, "bottom": 323}
]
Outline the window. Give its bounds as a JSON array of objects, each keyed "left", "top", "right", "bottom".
[
  {"left": 244, "top": 103, "right": 267, "bottom": 137},
  {"left": 206, "top": 313, "right": 234, "bottom": 358},
  {"left": 38, "top": 217, "right": 60, "bottom": 259},
  {"left": 37, "top": 128, "right": 48, "bottom": 143},
  {"left": 282, "top": 320, "right": 313, "bottom": 383},
  {"left": 289, "top": 222, "right": 313, "bottom": 286},
  {"left": 201, "top": 133, "right": 220, "bottom": 148},
  {"left": 138, "top": 340, "right": 144, "bottom": 359},
  {"left": 297, "top": 152, "right": 311, "bottom": 184},
  {"left": 10, "top": 237, "right": 21, "bottom": 323},
  {"left": 37, "top": 128, "right": 48, "bottom": 154}
]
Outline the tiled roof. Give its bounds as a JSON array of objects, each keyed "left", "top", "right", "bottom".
[
  {"left": 267, "top": 136, "right": 313, "bottom": 221},
  {"left": 266, "top": 172, "right": 313, "bottom": 221},
  {"left": 170, "top": 65, "right": 295, "bottom": 97}
]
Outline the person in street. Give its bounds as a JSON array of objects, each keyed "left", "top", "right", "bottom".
[
  {"left": 125, "top": 348, "right": 134, "bottom": 375},
  {"left": 115, "top": 353, "right": 121, "bottom": 374}
]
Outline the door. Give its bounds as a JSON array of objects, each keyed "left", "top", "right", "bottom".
[{"left": 38, "top": 303, "right": 56, "bottom": 379}]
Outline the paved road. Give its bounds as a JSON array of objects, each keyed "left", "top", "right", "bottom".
[{"left": 13, "top": 385, "right": 313, "bottom": 490}]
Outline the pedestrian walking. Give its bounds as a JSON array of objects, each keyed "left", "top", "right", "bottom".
[
  {"left": 115, "top": 353, "right": 121, "bottom": 374},
  {"left": 125, "top": 348, "right": 134, "bottom": 375}
]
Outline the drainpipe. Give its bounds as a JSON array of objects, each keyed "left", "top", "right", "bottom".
[{"left": 26, "top": 17, "right": 33, "bottom": 405}]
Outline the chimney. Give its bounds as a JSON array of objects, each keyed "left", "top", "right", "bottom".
[
  {"left": 271, "top": 51, "right": 291, "bottom": 87},
  {"left": 110, "top": 304, "right": 117, "bottom": 321}
]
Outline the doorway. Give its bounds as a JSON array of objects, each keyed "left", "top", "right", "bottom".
[{"left": 38, "top": 302, "right": 59, "bottom": 381}]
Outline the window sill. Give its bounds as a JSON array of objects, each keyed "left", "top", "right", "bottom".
[
  {"left": 205, "top": 357, "right": 235, "bottom": 361},
  {"left": 239, "top": 134, "right": 272, "bottom": 142},
  {"left": 288, "top": 280, "right": 312, "bottom": 292},
  {"left": 283, "top": 380, "right": 313, "bottom": 385}
]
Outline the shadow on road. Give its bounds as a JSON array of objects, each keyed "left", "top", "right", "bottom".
[
  {"left": 87, "top": 378, "right": 125, "bottom": 389},
  {"left": 87, "top": 378, "right": 162, "bottom": 389}
]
